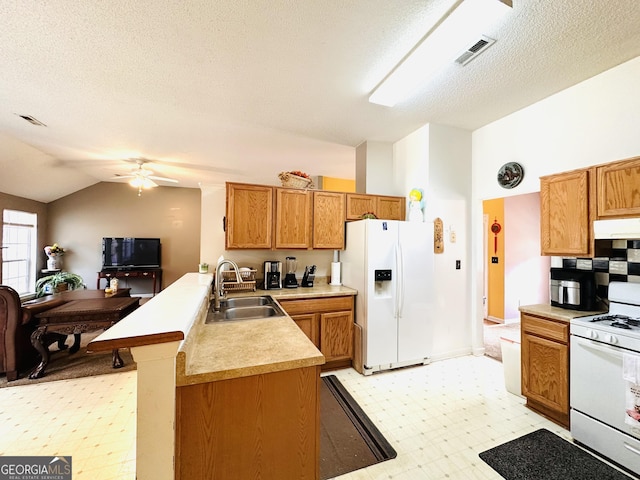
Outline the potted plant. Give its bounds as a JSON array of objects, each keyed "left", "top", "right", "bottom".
[{"left": 35, "top": 271, "right": 85, "bottom": 297}]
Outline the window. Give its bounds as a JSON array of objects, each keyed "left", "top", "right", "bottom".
[{"left": 1, "top": 209, "right": 38, "bottom": 295}]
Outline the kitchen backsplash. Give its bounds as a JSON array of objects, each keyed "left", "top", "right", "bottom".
[{"left": 561, "top": 239, "right": 640, "bottom": 299}]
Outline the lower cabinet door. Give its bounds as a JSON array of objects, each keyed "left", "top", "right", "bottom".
[
  {"left": 291, "top": 313, "right": 320, "bottom": 349},
  {"left": 521, "top": 332, "right": 569, "bottom": 415},
  {"left": 320, "top": 310, "right": 353, "bottom": 362}
]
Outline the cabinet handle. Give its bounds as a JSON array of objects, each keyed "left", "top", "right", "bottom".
[{"left": 223, "top": 216, "right": 226, "bottom": 232}]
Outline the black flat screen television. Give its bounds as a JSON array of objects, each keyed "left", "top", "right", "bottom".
[{"left": 101, "top": 237, "right": 161, "bottom": 270}]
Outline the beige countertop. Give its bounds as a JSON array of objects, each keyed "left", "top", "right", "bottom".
[
  {"left": 230, "top": 283, "right": 358, "bottom": 300},
  {"left": 175, "top": 283, "right": 356, "bottom": 386},
  {"left": 519, "top": 303, "right": 607, "bottom": 323}
]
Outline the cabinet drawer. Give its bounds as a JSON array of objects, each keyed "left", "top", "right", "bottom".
[
  {"left": 521, "top": 313, "right": 569, "bottom": 343},
  {"left": 279, "top": 296, "right": 353, "bottom": 315}
]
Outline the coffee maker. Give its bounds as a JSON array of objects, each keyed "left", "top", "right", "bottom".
[
  {"left": 263, "top": 261, "right": 282, "bottom": 290},
  {"left": 284, "top": 256, "right": 298, "bottom": 288}
]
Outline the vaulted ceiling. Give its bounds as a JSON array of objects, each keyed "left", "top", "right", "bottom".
[{"left": 2, "top": 1, "right": 640, "bottom": 202}]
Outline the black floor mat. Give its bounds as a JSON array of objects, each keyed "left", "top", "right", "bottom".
[
  {"left": 320, "top": 375, "right": 396, "bottom": 479},
  {"left": 479, "top": 428, "right": 635, "bottom": 480}
]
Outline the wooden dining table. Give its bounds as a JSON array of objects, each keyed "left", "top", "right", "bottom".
[{"left": 29, "top": 296, "right": 140, "bottom": 379}]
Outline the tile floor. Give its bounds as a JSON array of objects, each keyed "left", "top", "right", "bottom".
[{"left": 0, "top": 354, "right": 626, "bottom": 479}]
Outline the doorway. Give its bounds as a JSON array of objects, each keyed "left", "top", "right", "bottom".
[{"left": 482, "top": 192, "right": 550, "bottom": 361}]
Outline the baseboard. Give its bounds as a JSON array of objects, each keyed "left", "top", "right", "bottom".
[
  {"left": 429, "top": 347, "right": 474, "bottom": 362},
  {"left": 487, "top": 316, "right": 504, "bottom": 324}
]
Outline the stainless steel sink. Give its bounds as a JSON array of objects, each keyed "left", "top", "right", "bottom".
[
  {"left": 206, "top": 295, "right": 286, "bottom": 323},
  {"left": 221, "top": 296, "right": 272, "bottom": 308}
]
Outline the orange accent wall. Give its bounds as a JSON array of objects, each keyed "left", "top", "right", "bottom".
[
  {"left": 322, "top": 177, "right": 355, "bottom": 192},
  {"left": 483, "top": 198, "right": 504, "bottom": 321}
]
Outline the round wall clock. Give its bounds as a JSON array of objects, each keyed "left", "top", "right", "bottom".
[{"left": 497, "top": 162, "right": 524, "bottom": 189}]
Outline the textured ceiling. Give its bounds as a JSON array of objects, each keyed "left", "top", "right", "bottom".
[{"left": 1, "top": 0, "right": 640, "bottom": 202}]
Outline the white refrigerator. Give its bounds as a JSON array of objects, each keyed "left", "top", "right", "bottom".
[{"left": 341, "top": 219, "right": 435, "bottom": 375}]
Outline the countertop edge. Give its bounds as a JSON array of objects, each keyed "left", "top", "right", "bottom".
[
  {"left": 176, "top": 352, "right": 325, "bottom": 386},
  {"left": 519, "top": 303, "right": 606, "bottom": 323},
  {"left": 88, "top": 331, "right": 185, "bottom": 352}
]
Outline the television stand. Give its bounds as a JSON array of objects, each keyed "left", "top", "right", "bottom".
[{"left": 97, "top": 268, "right": 162, "bottom": 296}]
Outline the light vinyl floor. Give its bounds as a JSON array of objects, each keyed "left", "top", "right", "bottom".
[{"left": 0, "top": 355, "right": 597, "bottom": 479}]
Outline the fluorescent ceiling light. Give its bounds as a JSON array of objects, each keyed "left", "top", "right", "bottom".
[{"left": 369, "top": 0, "right": 512, "bottom": 107}]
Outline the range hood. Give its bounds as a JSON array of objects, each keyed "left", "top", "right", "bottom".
[{"left": 594, "top": 218, "right": 640, "bottom": 239}]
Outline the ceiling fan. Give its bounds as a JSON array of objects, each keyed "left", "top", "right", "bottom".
[{"left": 112, "top": 159, "right": 179, "bottom": 196}]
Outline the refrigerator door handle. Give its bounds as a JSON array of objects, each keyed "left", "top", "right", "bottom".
[{"left": 396, "top": 242, "right": 404, "bottom": 318}]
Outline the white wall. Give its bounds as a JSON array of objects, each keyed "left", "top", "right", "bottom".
[
  {"left": 355, "top": 141, "right": 395, "bottom": 195},
  {"left": 473, "top": 56, "right": 640, "bottom": 202},
  {"left": 471, "top": 55, "right": 640, "bottom": 347},
  {"left": 503, "top": 193, "right": 550, "bottom": 322},
  {"left": 393, "top": 124, "right": 473, "bottom": 360}
]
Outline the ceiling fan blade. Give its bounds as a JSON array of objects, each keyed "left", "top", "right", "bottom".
[
  {"left": 111, "top": 174, "right": 136, "bottom": 180},
  {"left": 148, "top": 175, "right": 179, "bottom": 183}
]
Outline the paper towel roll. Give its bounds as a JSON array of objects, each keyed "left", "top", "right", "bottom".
[{"left": 330, "top": 262, "right": 342, "bottom": 286}]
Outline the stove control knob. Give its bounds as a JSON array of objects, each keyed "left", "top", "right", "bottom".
[
  {"left": 605, "top": 334, "right": 618, "bottom": 344},
  {"left": 587, "top": 329, "right": 599, "bottom": 340}
]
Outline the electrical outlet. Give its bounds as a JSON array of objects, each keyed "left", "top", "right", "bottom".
[{"left": 450, "top": 231, "right": 456, "bottom": 243}]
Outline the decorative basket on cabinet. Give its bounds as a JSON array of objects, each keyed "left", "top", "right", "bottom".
[{"left": 278, "top": 171, "right": 314, "bottom": 189}]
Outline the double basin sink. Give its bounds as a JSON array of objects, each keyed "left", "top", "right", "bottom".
[{"left": 206, "top": 295, "right": 286, "bottom": 323}]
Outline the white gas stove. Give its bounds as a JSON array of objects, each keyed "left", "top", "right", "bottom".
[
  {"left": 570, "top": 281, "right": 640, "bottom": 475},
  {"left": 571, "top": 282, "right": 640, "bottom": 350}
]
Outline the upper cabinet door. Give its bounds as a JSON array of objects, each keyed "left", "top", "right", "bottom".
[
  {"left": 597, "top": 156, "right": 640, "bottom": 218},
  {"left": 274, "top": 188, "right": 312, "bottom": 249},
  {"left": 313, "top": 191, "right": 345, "bottom": 249},
  {"left": 226, "top": 183, "right": 273, "bottom": 249},
  {"left": 346, "top": 194, "right": 377, "bottom": 220},
  {"left": 377, "top": 196, "right": 406, "bottom": 221},
  {"left": 540, "top": 169, "right": 594, "bottom": 257}
]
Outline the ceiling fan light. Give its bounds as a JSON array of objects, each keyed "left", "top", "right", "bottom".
[
  {"left": 142, "top": 177, "right": 157, "bottom": 189},
  {"left": 369, "top": 0, "right": 512, "bottom": 107},
  {"left": 129, "top": 176, "right": 144, "bottom": 188}
]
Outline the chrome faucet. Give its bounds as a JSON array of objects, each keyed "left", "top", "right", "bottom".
[{"left": 213, "top": 259, "right": 242, "bottom": 311}]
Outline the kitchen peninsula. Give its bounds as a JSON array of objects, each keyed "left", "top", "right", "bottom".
[{"left": 88, "top": 273, "right": 356, "bottom": 480}]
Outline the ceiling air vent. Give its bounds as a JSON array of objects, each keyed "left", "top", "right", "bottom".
[
  {"left": 454, "top": 35, "right": 496, "bottom": 66},
  {"left": 16, "top": 114, "right": 47, "bottom": 126}
]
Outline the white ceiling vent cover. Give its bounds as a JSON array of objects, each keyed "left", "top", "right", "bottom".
[{"left": 454, "top": 35, "right": 496, "bottom": 66}]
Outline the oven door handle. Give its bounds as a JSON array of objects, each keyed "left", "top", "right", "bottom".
[
  {"left": 624, "top": 442, "right": 640, "bottom": 457},
  {"left": 573, "top": 337, "right": 625, "bottom": 359}
]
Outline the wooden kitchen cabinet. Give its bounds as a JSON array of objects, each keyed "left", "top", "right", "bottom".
[
  {"left": 376, "top": 195, "right": 406, "bottom": 220},
  {"left": 521, "top": 312, "right": 570, "bottom": 428},
  {"left": 346, "top": 194, "right": 377, "bottom": 220},
  {"left": 175, "top": 366, "right": 320, "bottom": 480},
  {"left": 274, "top": 187, "right": 312, "bottom": 249},
  {"left": 291, "top": 313, "right": 319, "bottom": 348},
  {"left": 226, "top": 182, "right": 273, "bottom": 249},
  {"left": 279, "top": 295, "right": 354, "bottom": 370},
  {"left": 312, "top": 191, "right": 345, "bottom": 249},
  {"left": 320, "top": 310, "right": 354, "bottom": 363},
  {"left": 540, "top": 168, "right": 595, "bottom": 257},
  {"left": 596, "top": 156, "right": 640, "bottom": 218},
  {"left": 346, "top": 193, "right": 406, "bottom": 221},
  {"left": 226, "top": 182, "right": 405, "bottom": 249}
]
